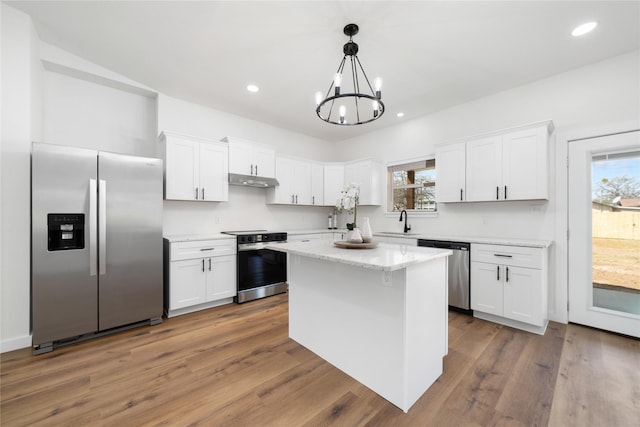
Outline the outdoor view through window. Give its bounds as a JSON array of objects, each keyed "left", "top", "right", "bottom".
[
  {"left": 591, "top": 150, "right": 640, "bottom": 315},
  {"left": 389, "top": 159, "right": 436, "bottom": 212}
]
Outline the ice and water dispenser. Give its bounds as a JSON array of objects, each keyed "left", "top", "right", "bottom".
[{"left": 47, "top": 214, "right": 85, "bottom": 251}]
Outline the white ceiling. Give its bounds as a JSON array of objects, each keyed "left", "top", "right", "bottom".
[{"left": 6, "top": 1, "right": 640, "bottom": 142}]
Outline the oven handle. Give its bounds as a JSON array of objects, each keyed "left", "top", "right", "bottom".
[{"left": 238, "top": 241, "right": 287, "bottom": 251}]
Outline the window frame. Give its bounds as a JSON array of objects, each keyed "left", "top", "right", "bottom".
[{"left": 386, "top": 155, "right": 438, "bottom": 216}]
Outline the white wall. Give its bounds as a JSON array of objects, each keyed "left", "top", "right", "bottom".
[
  {"left": 336, "top": 50, "right": 640, "bottom": 323},
  {"left": 1, "top": 4, "right": 36, "bottom": 352},
  {"left": 158, "top": 94, "right": 336, "bottom": 236}
]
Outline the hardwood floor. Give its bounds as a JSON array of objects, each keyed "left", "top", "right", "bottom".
[{"left": 1, "top": 293, "right": 638, "bottom": 426}]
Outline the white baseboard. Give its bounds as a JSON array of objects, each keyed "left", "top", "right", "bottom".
[{"left": 1, "top": 334, "right": 32, "bottom": 353}]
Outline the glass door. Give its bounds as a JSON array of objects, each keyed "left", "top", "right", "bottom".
[{"left": 568, "top": 130, "right": 640, "bottom": 337}]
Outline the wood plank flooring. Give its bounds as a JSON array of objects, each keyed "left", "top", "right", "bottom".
[{"left": 1, "top": 293, "right": 638, "bottom": 426}]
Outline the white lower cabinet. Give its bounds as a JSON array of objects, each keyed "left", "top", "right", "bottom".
[
  {"left": 164, "top": 238, "right": 237, "bottom": 317},
  {"left": 471, "top": 243, "right": 548, "bottom": 334}
]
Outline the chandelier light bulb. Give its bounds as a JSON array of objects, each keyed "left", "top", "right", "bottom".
[
  {"left": 315, "top": 91, "right": 323, "bottom": 105},
  {"left": 372, "top": 100, "right": 379, "bottom": 117},
  {"left": 375, "top": 77, "right": 383, "bottom": 99},
  {"left": 334, "top": 73, "right": 342, "bottom": 95},
  {"left": 339, "top": 105, "right": 346, "bottom": 124}
]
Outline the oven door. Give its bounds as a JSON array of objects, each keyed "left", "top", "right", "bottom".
[{"left": 237, "top": 244, "right": 287, "bottom": 292}]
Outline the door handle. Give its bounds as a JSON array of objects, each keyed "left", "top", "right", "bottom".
[
  {"left": 89, "top": 179, "right": 97, "bottom": 276},
  {"left": 98, "top": 179, "right": 107, "bottom": 275}
]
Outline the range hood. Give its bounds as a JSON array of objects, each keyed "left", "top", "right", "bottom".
[{"left": 228, "top": 173, "right": 279, "bottom": 188}]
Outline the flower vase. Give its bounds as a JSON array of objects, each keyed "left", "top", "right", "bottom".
[
  {"left": 346, "top": 228, "right": 363, "bottom": 244},
  {"left": 360, "top": 217, "right": 373, "bottom": 243}
]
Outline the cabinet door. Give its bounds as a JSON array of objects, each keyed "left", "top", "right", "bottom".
[
  {"left": 503, "top": 266, "right": 543, "bottom": 326},
  {"left": 170, "top": 259, "right": 206, "bottom": 309},
  {"left": 502, "top": 126, "right": 548, "bottom": 200},
  {"left": 293, "top": 160, "right": 312, "bottom": 205},
  {"left": 165, "top": 137, "right": 199, "bottom": 200},
  {"left": 228, "top": 142, "right": 254, "bottom": 175},
  {"left": 310, "top": 163, "right": 324, "bottom": 206},
  {"left": 435, "top": 142, "right": 466, "bottom": 202},
  {"left": 324, "top": 164, "right": 344, "bottom": 206},
  {"left": 199, "top": 142, "right": 229, "bottom": 202},
  {"left": 345, "top": 160, "right": 381, "bottom": 205},
  {"left": 206, "top": 255, "right": 237, "bottom": 301},
  {"left": 253, "top": 146, "right": 275, "bottom": 178},
  {"left": 466, "top": 135, "right": 502, "bottom": 202},
  {"left": 272, "top": 157, "right": 295, "bottom": 204},
  {"left": 470, "top": 261, "right": 503, "bottom": 316}
]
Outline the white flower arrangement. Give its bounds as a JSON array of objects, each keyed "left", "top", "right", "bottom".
[{"left": 336, "top": 183, "right": 360, "bottom": 230}]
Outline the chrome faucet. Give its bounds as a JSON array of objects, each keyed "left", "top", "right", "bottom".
[{"left": 399, "top": 210, "right": 411, "bottom": 233}]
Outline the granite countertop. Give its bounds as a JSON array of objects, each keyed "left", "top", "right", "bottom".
[
  {"left": 163, "top": 233, "right": 236, "bottom": 243},
  {"left": 265, "top": 240, "right": 452, "bottom": 272},
  {"left": 373, "top": 232, "right": 552, "bottom": 248},
  {"left": 287, "top": 229, "right": 348, "bottom": 235}
]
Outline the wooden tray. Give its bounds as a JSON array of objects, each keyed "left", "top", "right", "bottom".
[{"left": 333, "top": 241, "right": 379, "bottom": 249}]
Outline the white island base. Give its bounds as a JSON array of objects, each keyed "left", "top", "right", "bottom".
[{"left": 285, "top": 244, "right": 449, "bottom": 413}]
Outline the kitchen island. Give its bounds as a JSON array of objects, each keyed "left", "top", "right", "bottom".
[{"left": 266, "top": 240, "right": 452, "bottom": 413}]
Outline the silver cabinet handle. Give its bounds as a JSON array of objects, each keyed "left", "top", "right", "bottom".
[
  {"left": 460, "top": 188, "right": 463, "bottom": 201},
  {"left": 89, "top": 179, "right": 98, "bottom": 276},
  {"left": 98, "top": 179, "right": 107, "bottom": 275},
  {"left": 200, "top": 248, "right": 215, "bottom": 251},
  {"left": 506, "top": 266, "right": 509, "bottom": 282},
  {"left": 494, "top": 254, "right": 513, "bottom": 258},
  {"left": 295, "top": 195, "right": 298, "bottom": 204},
  {"left": 496, "top": 186, "right": 499, "bottom": 200},
  {"left": 312, "top": 196, "right": 315, "bottom": 205},
  {"left": 195, "top": 188, "right": 199, "bottom": 199},
  {"left": 202, "top": 259, "right": 205, "bottom": 272},
  {"left": 255, "top": 165, "right": 258, "bottom": 176},
  {"left": 291, "top": 195, "right": 294, "bottom": 203},
  {"left": 504, "top": 185, "right": 508, "bottom": 199},
  {"left": 209, "top": 258, "right": 212, "bottom": 271},
  {"left": 202, "top": 188, "right": 205, "bottom": 200},
  {"left": 250, "top": 164, "right": 254, "bottom": 175},
  {"left": 497, "top": 265, "right": 500, "bottom": 281}
]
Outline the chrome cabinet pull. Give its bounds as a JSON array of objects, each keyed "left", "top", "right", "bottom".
[
  {"left": 460, "top": 188, "right": 463, "bottom": 201},
  {"left": 494, "top": 254, "right": 513, "bottom": 258},
  {"left": 506, "top": 266, "right": 509, "bottom": 282},
  {"left": 504, "top": 185, "right": 507, "bottom": 199},
  {"left": 209, "top": 258, "right": 212, "bottom": 271},
  {"left": 250, "top": 164, "right": 254, "bottom": 175},
  {"left": 255, "top": 165, "right": 258, "bottom": 176},
  {"left": 202, "top": 259, "right": 205, "bottom": 272},
  {"left": 200, "top": 248, "right": 215, "bottom": 251},
  {"left": 291, "top": 195, "right": 295, "bottom": 203},
  {"left": 312, "top": 196, "right": 315, "bottom": 205},
  {"left": 195, "top": 188, "right": 199, "bottom": 199},
  {"left": 295, "top": 195, "right": 298, "bottom": 204},
  {"left": 497, "top": 265, "right": 500, "bottom": 281},
  {"left": 496, "top": 186, "right": 499, "bottom": 200},
  {"left": 202, "top": 188, "right": 205, "bottom": 200}
]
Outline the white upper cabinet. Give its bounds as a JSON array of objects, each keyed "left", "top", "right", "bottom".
[
  {"left": 436, "top": 121, "right": 552, "bottom": 203},
  {"left": 323, "top": 164, "right": 344, "bottom": 207},
  {"left": 267, "top": 156, "right": 312, "bottom": 205},
  {"left": 344, "top": 160, "right": 383, "bottom": 206},
  {"left": 310, "top": 163, "right": 324, "bottom": 206},
  {"left": 466, "top": 135, "right": 503, "bottom": 201},
  {"left": 435, "top": 142, "right": 466, "bottom": 202},
  {"left": 159, "top": 131, "right": 228, "bottom": 202},
  {"left": 224, "top": 136, "right": 275, "bottom": 178}
]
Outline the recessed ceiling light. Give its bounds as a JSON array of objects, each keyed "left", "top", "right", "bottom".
[
  {"left": 247, "top": 84, "right": 259, "bottom": 93},
  {"left": 572, "top": 22, "right": 598, "bottom": 37},
  {"left": 397, "top": 112, "right": 404, "bottom": 118}
]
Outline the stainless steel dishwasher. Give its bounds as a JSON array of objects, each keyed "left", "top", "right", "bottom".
[{"left": 418, "top": 239, "right": 471, "bottom": 313}]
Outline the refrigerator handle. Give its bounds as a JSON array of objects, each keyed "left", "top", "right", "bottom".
[
  {"left": 89, "top": 179, "right": 98, "bottom": 276},
  {"left": 99, "top": 179, "right": 107, "bottom": 275}
]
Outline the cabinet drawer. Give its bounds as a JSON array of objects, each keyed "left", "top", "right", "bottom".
[
  {"left": 170, "top": 239, "right": 236, "bottom": 261},
  {"left": 471, "top": 243, "right": 542, "bottom": 269}
]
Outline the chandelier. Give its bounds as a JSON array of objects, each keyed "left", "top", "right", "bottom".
[{"left": 315, "top": 23, "right": 385, "bottom": 126}]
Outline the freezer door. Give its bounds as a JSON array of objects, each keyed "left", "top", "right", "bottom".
[
  {"left": 98, "top": 152, "right": 163, "bottom": 330},
  {"left": 31, "top": 143, "right": 98, "bottom": 345}
]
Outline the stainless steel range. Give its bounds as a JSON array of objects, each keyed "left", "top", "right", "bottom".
[{"left": 221, "top": 230, "right": 288, "bottom": 303}]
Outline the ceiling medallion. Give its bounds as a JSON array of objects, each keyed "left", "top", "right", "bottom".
[{"left": 315, "top": 23, "right": 385, "bottom": 126}]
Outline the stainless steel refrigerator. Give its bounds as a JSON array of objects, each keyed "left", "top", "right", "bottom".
[{"left": 31, "top": 142, "right": 163, "bottom": 353}]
